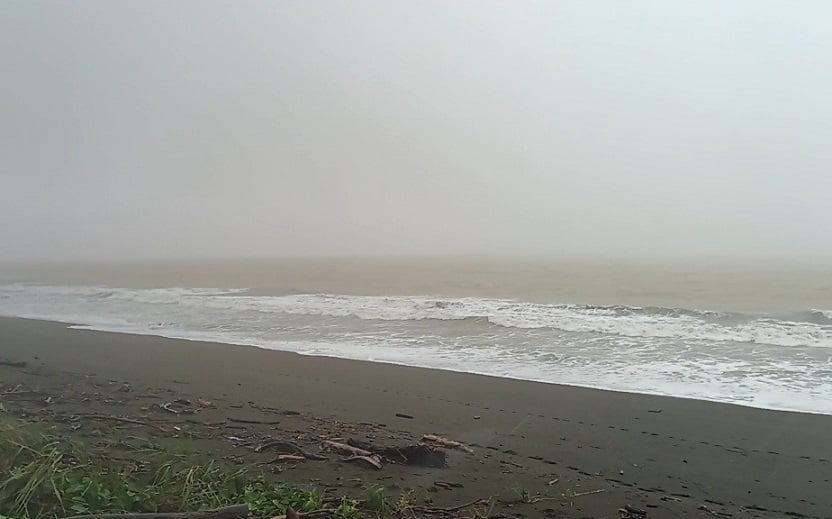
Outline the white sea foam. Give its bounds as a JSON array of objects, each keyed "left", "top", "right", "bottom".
[{"left": 1, "top": 283, "right": 831, "bottom": 415}]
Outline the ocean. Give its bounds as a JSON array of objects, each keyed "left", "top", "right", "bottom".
[{"left": 1, "top": 258, "right": 830, "bottom": 415}]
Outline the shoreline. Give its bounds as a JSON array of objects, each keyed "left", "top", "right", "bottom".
[
  {"left": 2, "top": 316, "right": 832, "bottom": 518},
  {"left": 19, "top": 316, "right": 827, "bottom": 417}
]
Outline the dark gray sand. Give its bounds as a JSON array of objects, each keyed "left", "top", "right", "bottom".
[{"left": 2, "top": 317, "right": 830, "bottom": 518}]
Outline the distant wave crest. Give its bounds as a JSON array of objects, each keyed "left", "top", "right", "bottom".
[{"left": 2, "top": 284, "right": 829, "bottom": 349}]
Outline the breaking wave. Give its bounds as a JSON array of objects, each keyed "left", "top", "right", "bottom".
[{"left": 1, "top": 283, "right": 831, "bottom": 415}]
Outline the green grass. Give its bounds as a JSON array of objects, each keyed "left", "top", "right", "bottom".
[
  {"left": 0, "top": 420, "right": 363, "bottom": 519},
  {"left": 360, "top": 484, "right": 390, "bottom": 517}
]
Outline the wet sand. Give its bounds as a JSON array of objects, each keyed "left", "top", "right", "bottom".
[{"left": 1, "top": 316, "right": 830, "bottom": 518}]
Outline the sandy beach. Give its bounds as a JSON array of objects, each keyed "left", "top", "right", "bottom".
[{"left": 1, "top": 316, "right": 830, "bottom": 518}]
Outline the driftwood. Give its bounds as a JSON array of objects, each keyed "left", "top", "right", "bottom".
[
  {"left": 63, "top": 504, "right": 249, "bottom": 519},
  {"left": 420, "top": 434, "right": 474, "bottom": 454},
  {"left": 255, "top": 440, "right": 327, "bottom": 461},
  {"left": 378, "top": 445, "right": 446, "bottom": 468},
  {"left": 322, "top": 440, "right": 373, "bottom": 457},
  {"left": 342, "top": 454, "right": 383, "bottom": 470},
  {"left": 324, "top": 438, "right": 451, "bottom": 469},
  {"left": 344, "top": 439, "right": 446, "bottom": 468},
  {"left": 323, "top": 440, "right": 384, "bottom": 469},
  {"left": 0, "top": 359, "right": 27, "bottom": 368}
]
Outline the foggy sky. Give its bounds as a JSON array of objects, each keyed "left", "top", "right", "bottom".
[{"left": 2, "top": 1, "right": 831, "bottom": 261}]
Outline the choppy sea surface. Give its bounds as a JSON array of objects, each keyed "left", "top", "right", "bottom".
[{"left": 2, "top": 276, "right": 831, "bottom": 415}]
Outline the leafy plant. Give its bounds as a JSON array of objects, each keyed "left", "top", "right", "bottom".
[
  {"left": 511, "top": 484, "right": 536, "bottom": 504},
  {"left": 362, "top": 483, "right": 391, "bottom": 516}
]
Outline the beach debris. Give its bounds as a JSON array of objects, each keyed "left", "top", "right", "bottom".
[
  {"left": 274, "top": 454, "right": 306, "bottom": 462},
  {"left": 342, "top": 454, "right": 383, "bottom": 470},
  {"left": 79, "top": 414, "right": 169, "bottom": 433},
  {"left": 648, "top": 408, "right": 663, "bottom": 413},
  {"left": 697, "top": 504, "right": 732, "bottom": 518},
  {"left": 160, "top": 402, "right": 180, "bottom": 414},
  {"left": 547, "top": 477, "right": 560, "bottom": 485},
  {"left": 377, "top": 444, "right": 446, "bottom": 467},
  {"left": 434, "top": 480, "right": 464, "bottom": 490},
  {"left": 324, "top": 439, "right": 447, "bottom": 468},
  {"left": 410, "top": 498, "right": 489, "bottom": 516},
  {"left": 273, "top": 506, "right": 340, "bottom": 519},
  {"left": 226, "top": 417, "right": 281, "bottom": 425},
  {"left": 345, "top": 438, "right": 446, "bottom": 467},
  {"left": 0, "top": 359, "right": 27, "bottom": 369},
  {"left": 619, "top": 504, "right": 648, "bottom": 518},
  {"left": 322, "top": 439, "right": 374, "bottom": 457},
  {"left": 395, "top": 412, "right": 414, "bottom": 419},
  {"left": 63, "top": 504, "right": 250, "bottom": 519},
  {"left": 197, "top": 397, "right": 214, "bottom": 408},
  {"left": 420, "top": 434, "right": 475, "bottom": 454},
  {"left": 255, "top": 440, "right": 328, "bottom": 461}
]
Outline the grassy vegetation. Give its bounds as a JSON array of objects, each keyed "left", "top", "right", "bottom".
[{"left": 0, "top": 421, "right": 366, "bottom": 519}]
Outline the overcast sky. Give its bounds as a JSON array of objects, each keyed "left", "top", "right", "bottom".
[{"left": 2, "top": 1, "right": 830, "bottom": 261}]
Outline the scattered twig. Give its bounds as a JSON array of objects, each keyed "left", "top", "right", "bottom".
[
  {"left": 1, "top": 385, "right": 29, "bottom": 394},
  {"left": 63, "top": 504, "right": 249, "bottom": 519},
  {"left": 698, "top": 504, "right": 732, "bottom": 518},
  {"left": 255, "top": 440, "right": 327, "bottom": 461},
  {"left": 412, "top": 498, "right": 487, "bottom": 515},
  {"left": 434, "top": 481, "right": 464, "bottom": 490},
  {"left": 272, "top": 454, "right": 305, "bottom": 462},
  {"left": 572, "top": 489, "right": 606, "bottom": 498},
  {"left": 619, "top": 504, "right": 648, "bottom": 518},
  {"left": 160, "top": 402, "right": 179, "bottom": 415},
  {"left": 270, "top": 508, "right": 335, "bottom": 519},
  {"left": 83, "top": 415, "right": 168, "bottom": 433},
  {"left": 226, "top": 417, "right": 280, "bottom": 425}
]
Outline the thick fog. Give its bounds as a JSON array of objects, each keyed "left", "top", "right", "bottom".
[{"left": 2, "top": 1, "right": 830, "bottom": 261}]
